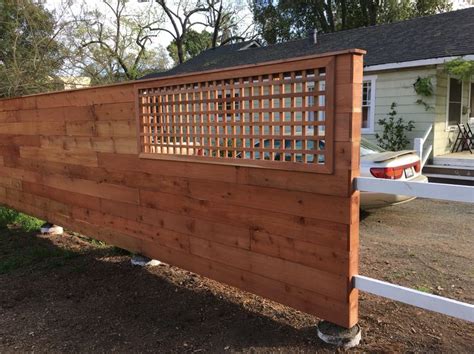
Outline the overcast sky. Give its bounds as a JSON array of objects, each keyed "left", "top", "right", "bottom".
[{"left": 43, "top": 0, "right": 472, "bottom": 61}]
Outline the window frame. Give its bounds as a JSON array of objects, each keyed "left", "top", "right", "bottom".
[
  {"left": 362, "top": 75, "right": 377, "bottom": 134},
  {"left": 446, "top": 76, "right": 463, "bottom": 130},
  {"left": 469, "top": 80, "right": 474, "bottom": 120}
]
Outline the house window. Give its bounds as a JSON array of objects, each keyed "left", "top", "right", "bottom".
[
  {"left": 447, "top": 77, "right": 462, "bottom": 127},
  {"left": 362, "top": 76, "right": 376, "bottom": 133}
]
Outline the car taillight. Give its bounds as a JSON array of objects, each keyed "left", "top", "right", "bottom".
[
  {"left": 370, "top": 167, "right": 404, "bottom": 179},
  {"left": 413, "top": 160, "right": 421, "bottom": 173},
  {"left": 370, "top": 160, "right": 421, "bottom": 179}
]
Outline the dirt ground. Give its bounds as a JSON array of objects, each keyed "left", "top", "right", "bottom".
[{"left": 0, "top": 199, "right": 473, "bottom": 353}]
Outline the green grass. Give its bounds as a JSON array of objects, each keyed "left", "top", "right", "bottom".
[
  {"left": 0, "top": 206, "right": 44, "bottom": 231},
  {"left": 69, "top": 233, "right": 130, "bottom": 255},
  {"left": 0, "top": 207, "right": 130, "bottom": 274},
  {"left": 414, "top": 285, "right": 432, "bottom": 294},
  {"left": 0, "top": 207, "right": 77, "bottom": 275},
  {"left": 0, "top": 247, "right": 78, "bottom": 274}
]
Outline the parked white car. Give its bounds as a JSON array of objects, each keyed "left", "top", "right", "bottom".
[
  {"left": 177, "top": 136, "right": 427, "bottom": 209},
  {"left": 360, "top": 138, "right": 428, "bottom": 209}
]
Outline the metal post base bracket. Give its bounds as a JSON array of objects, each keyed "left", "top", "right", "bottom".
[
  {"left": 317, "top": 321, "right": 361, "bottom": 348},
  {"left": 40, "top": 223, "right": 64, "bottom": 235},
  {"left": 130, "top": 254, "right": 164, "bottom": 267}
]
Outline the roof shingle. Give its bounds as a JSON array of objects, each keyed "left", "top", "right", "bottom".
[{"left": 141, "top": 7, "right": 474, "bottom": 80}]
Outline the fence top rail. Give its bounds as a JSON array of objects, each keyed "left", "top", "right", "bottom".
[
  {"left": 354, "top": 177, "right": 474, "bottom": 204},
  {"left": 136, "top": 48, "right": 366, "bottom": 87},
  {"left": 136, "top": 50, "right": 365, "bottom": 93}
]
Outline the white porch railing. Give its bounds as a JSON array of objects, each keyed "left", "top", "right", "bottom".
[
  {"left": 354, "top": 177, "right": 474, "bottom": 323},
  {"left": 354, "top": 177, "right": 474, "bottom": 203},
  {"left": 414, "top": 124, "right": 433, "bottom": 168}
]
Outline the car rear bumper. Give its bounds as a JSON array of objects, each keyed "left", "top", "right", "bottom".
[{"left": 360, "top": 175, "right": 428, "bottom": 209}]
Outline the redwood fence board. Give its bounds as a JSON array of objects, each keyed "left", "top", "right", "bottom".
[{"left": 0, "top": 50, "right": 363, "bottom": 328}]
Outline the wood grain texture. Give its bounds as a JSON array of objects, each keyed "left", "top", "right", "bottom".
[
  {"left": 137, "top": 66, "right": 332, "bottom": 173},
  {"left": 0, "top": 50, "right": 363, "bottom": 328}
]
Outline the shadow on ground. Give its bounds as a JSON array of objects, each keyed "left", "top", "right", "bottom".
[
  {"left": 0, "top": 228, "right": 330, "bottom": 353},
  {"left": 1, "top": 198, "right": 473, "bottom": 353}
]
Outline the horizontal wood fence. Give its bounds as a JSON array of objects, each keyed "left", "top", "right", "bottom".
[{"left": 0, "top": 49, "right": 363, "bottom": 328}]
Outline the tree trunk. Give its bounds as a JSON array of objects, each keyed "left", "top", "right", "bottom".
[
  {"left": 176, "top": 38, "right": 185, "bottom": 64},
  {"left": 323, "top": 1, "right": 335, "bottom": 32},
  {"left": 339, "top": 0, "right": 348, "bottom": 29},
  {"left": 211, "top": 2, "right": 222, "bottom": 48}
]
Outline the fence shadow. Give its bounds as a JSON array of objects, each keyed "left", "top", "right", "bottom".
[{"left": 0, "top": 228, "right": 331, "bottom": 352}]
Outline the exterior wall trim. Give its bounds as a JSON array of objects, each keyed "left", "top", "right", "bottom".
[
  {"left": 364, "top": 55, "right": 474, "bottom": 73},
  {"left": 445, "top": 75, "right": 464, "bottom": 131},
  {"left": 361, "top": 75, "right": 377, "bottom": 134}
]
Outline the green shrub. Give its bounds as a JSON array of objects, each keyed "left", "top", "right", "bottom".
[
  {"left": 413, "top": 76, "right": 434, "bottom": 111},
  {"left": 413, "top": 76, "right": 434, "bottom": 97},
  {"left": 376, "top": 102, "right": 415, "bottom": 151},
  {"left": 445, "top": 58, "right": 474, "bottom": 82},
  {"left": 0, "top": 206, "right": 44, "bottom": 231}
]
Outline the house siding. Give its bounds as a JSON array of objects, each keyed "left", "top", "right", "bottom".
[
  {"left": 433, "top": 66, "right": 473, "bottom": 156},
  {"left": 363, "top": 67, "right": 437, "bottom": 156}
]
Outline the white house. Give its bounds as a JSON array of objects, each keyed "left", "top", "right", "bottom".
[{"left": 142, "top": 8, "right": 474, "bottom": 175}]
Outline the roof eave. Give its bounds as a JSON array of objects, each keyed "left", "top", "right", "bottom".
[
  {"left": 364, "top": 54, "right": 474, "bottom": 72},
  {"left": 137, "top": 48, "right": 366, "bottom": 84}
]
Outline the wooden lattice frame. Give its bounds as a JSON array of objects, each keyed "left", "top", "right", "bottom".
[{"left": 136, "top": 55, "right": 335, "bottom": 173}]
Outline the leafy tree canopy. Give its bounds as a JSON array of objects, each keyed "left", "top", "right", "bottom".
[
  {"left": 167, "top": 30, "right": 213, "bottom": 65},
  {"left": 64, "top": 0, "right": 169, "bottom": 84},
  {"left": 0, "top": 0, "right": 64, "bottom": 97},
  {"left": 251, "top": 0, "right": 452, "bottom": 44},
  {"left": 445, "top": 58, "right": 474, "bottom": 82}
]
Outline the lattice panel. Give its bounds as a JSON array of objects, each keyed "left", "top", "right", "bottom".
[{"left": 138, "top": 66, "right": 333, "bottom": 171}]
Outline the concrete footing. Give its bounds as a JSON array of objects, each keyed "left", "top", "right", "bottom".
[
  {"left": 317, "top": 321, "right": 361, "bottom": 349},
  {"left": 130, "top": 254, "right": 163, "bottom": 267},
  {"left": 40, "top": 223, "right": 64, "bottom": 235}
]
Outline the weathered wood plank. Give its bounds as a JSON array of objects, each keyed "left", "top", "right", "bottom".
[
  {"left": 0, "top": 135, "right": 41, "bottom": 147},
  {"left": 22, "top": 181, "right": 101, "bottom": 211},
  {"left": 0, "top": 50, "right": 363, "bottom": 329},
  {"left": 0, "top": 122, "right": 65, "bottom": 135},
  {"left": 96, "top": 121, "right": 136, "bottom": 138},
  {"left": 100, "top": 153, "right": 353, "bottom": 198},
  {"left": 38, "top": 174, "right": 140, "bottom": 205},
  {"left": 0, "top": 196, "right": 350, "bottom": 326},
  {"left": 0, "top": 176, "right": 22, "bottom": 191},
  {"left": 250, "top": 230, "right": 349, "bottom": 275},
  {"left": 72, "top": 206, "right": 191, "bottom": 253},
  {"left": 35, "top": 85, "right": 135, "bottom": 109},
  {"left": 20, "top": 146, "right": 99, "bottom": 167},
  {"left": 93, "top": 102, "right": 134, "bottom": 121},
  {"left": 66, "top": 121, "right": 96, "bottom": 136},
  {"left": 185, "top": 179, "right": 351, "bottom": 224},
  {"left": 98, "top": 198, "right": 252, "bottom": 250},
  {"left": 189, "top": 237, "right": 348, "bottom": 302},
  {"left": 139, "top": 188, "right": 348, "bottom": 251},
  {"left": 98, "top": 152, "right": 240, "bottom": 183}
]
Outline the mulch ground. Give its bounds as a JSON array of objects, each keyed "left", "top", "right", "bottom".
[{"left": 0, "top": 199, "right": 473, "bottom": 352}]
